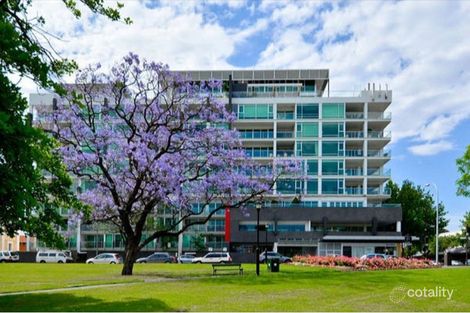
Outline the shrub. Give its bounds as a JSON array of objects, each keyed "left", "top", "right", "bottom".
[{"left": 292, "top": 255, "right": 436, "bottom": 270}]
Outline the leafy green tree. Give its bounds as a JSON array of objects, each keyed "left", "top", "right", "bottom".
[
  {"left": 386, "top": 180, "right": 449, "bottom": 253},
  {"left": 429, "top": 234, "right": 464, "bottom": 255},
  {"left": 193, "top": 235, "right": 206, "bottom": 253},
  {"left": 461, "top": 210, "right": 470, "bottom": 233},
  {"left": 0, "top": 0, "right": 129, "bottom": 247},
  {"left": 456, "top": 145, "right": 470, "bottom": 197}
]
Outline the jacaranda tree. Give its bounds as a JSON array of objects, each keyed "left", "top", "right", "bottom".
[{"left": 46, "top": 54, "right": 297, "bottom": 275}]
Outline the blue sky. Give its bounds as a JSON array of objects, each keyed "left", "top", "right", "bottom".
[{"left": 25, "top": 0, "right": 470, "bottom": 231}]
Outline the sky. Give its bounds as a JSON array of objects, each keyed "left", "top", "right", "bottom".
[{"left": 22, "top": 0, "right": 470, "bottom": 231}]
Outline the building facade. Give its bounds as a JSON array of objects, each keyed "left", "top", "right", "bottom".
[{"left": 30, "top": 69, "right": 404, "bottom": 258}]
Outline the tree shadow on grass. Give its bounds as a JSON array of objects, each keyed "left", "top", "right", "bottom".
[{"left": 0, "top": 293, "right": 179, "bottom": 312}]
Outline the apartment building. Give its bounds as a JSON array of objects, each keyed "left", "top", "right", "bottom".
[{"left": 30, "top": 69, "right": 404, "bottom": 258}]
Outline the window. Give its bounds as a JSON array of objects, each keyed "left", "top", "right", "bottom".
[
  {"left": 322, "top": 160, "right": 344, "bottom": 175},
  {"left": 322, "top": 103, "right": 344, "bottom": 119},
  {"left": 238, "top": 104, "right": 273, "bottom": 119},
  {"left": 322, "top": 141, "right": 344, "bottom": 156},
  {"left": 306, "top": 160, "right": 318, "bottom": 175},
  {"left": 297, "top": 122, "right": 318, "bottom": 137},
  {"left": 105, "top": 234, "right": 113, "bottom": 248},
  {"left": 276, "top": 224, "right": 306, "bottom": 232},
  {"left": 322, "top": 122, "right": 344, "bottom": 137},
  {"left": 306, "top": 180, "right": 318, "bottom": 195},
  {"left": 319, "top": 242, "right": 342, "bottom": 256},
  {"left": 296, "top": 103, "right": 319, "bottom": 119},
  {"left": 296, "top": 141, "right": 318, "bottom": 156},
  {"left": 322, "top": 179, "right": 344, "bottom": 194},
  {"left": 239, "top": 224, "right": 274, "bottom": 232},
  {"left": 244, "top": 147, "right": 273, "bottom": 158},
  {"left": 277, "top": 179, "right": 303, "bottom": 194}
]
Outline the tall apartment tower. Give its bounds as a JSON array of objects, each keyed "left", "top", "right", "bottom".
[
  {"left": 177, "top": 70, "right": 403, "bottom": 257},
  {"left": 30, "top": 69, "right": 404, "bottom": 258}
]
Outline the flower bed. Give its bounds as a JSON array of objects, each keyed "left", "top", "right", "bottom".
[{"left": 292, "top": 255, "right": 436, "bottom": 270}]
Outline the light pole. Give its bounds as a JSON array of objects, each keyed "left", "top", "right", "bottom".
[
  {"left": 425, "top": 183, "right": 439, "bottom": 264},
  {"left": 256, "top": 202, "right": 261, "bottom": 276}
]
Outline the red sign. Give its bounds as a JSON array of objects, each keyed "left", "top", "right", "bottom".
[{"left": 224, "top": 207, "right": 231, "bottom": 242}]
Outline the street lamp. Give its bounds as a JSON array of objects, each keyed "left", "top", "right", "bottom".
[
  {"left": 256, "top": 202, "right": 261, "bottom": 276},
  {"left": 425, "top": 183, "right": 439, "bottom": 264}
]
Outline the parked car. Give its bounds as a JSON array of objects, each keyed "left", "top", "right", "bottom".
[
  {"left": 10, "top": 251, "right": 19, "bottom": 262},
  {"left": 360, "top": 253, "right": 388, "bottom": 260},
  {"left": 136, "top": 252, "right": 175, "bottom": 263},
  {"left": 86, "top": 253, "right": 121, "bottom": 264},
  {"left": 259, "top": 251, "right": 292, "bottom": 263},
  {"left": 0, "top": 251, "right": 13, "bottom": 262},
  {"left": 36, "top": 250, "right": 73, "bottom": 263},
  {"left": 191, "top": 252, "right": 232, "bottom": 264},
  {"left": 178, "top": 254, "right": 196, "bottom": 264}
]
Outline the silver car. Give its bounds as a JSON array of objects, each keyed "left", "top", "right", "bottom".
[
  {"left": 178, "top": 254, "right": 196, "bottom": 264},
  {"left": 86, "top": 253, "right": 121, "bottom": 264}
]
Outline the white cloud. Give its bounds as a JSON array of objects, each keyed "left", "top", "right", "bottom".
[
  {"left": 408, "top": 141, "right": 454, "bottom": 156},
  {"left": 254, "top": 1, "right": 470, "bottom": 154},
  {"left": 20, "top": 0, "right": 470, "bottom": 157}
]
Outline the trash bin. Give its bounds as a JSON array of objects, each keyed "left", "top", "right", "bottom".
[{"left": 268, "top": 258, "right": 280, "bottom": 272}]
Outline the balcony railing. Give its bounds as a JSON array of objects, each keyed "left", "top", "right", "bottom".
[
  {"left": 244, "top": 149, "right": 273, "bottom": 158},
  {"left": 346, "top": 112, "right": 364, "bottom": 119},
  {"left": 346, "top": 169, "right": 363, "bottom": 176},
  {"left": 277, "top": 112, "right": 295, "bottom": 120},
  {"left": 276, "top": 131, "right": 294, "bottom": 138},
  {"left": 367, "top": 150, "right": 391, "bottom": 157},
  {"left": 239, "top": 130, "right": 274, "bottom": 139},
  {"left": 345, "top": 131, "right": 364, "bottom": 138},
  {"left": 367, "top": 169, "right": 391, "bottom": 176},
  {"left": 345, "top": 149, "right": 364, "bottom": 157},
  {"left": 367, "top": 187, "right": 391, "bottom": 195},
  {"left": 345, "top": 187, "right": 363, "bottom": 195},
  {"left": 276, "top": 150, "right": 295, "bottom": 157},
  {"left": 368, "top": 131, "right": 391, "bottom": 138},
  {"left": 368, "top": 112, "right": 392, "bottom": 120}
]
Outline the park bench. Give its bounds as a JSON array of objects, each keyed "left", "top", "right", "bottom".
[{"left": 212, "top": 263, "right": 243, "bottom": 275}]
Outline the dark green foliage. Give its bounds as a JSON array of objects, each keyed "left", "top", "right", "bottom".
[
  {"left": 193, "top": 234, "right": 206, "bottom": 253},
  {"left": 386, "top": 180, "right": 449, "bottom": 252},
  {"left": 0, "top": 0, "right": 128, "bottom": 246},
  {"left": 456, "top": 145, "right": 470, "bottom": 197}
]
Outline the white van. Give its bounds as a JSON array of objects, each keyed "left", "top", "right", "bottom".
[{"left": 36, "top": 250, "right": 73, "bottom": 263}]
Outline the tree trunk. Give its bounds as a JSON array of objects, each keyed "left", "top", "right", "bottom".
[{"left": 121, "top": 240, "right": 139, "bottom": 276}]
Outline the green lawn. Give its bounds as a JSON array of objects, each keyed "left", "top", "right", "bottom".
[{"left": 0, "top": 263, "right": 469, "bottom": 311}]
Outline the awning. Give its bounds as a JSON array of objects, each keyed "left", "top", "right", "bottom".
[{"left": 322, "top": 235, "right": 419, "bottom": 242}]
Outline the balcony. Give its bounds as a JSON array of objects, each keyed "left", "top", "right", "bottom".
[
  {"left": 367, "top": 150, "right": 391, "bottom": 157},
  {"left": 277, "top": 112, "right": 295, "bottom": 120},
  {"left": 239, "top": 130, "right": 274, "bottom": 139},
  {"left": 367, "top": 131, "right": 391, "bottom": 139},
  {"left": 368, "top": 112, "right": 392, "bottom": 120},
  {"left": 346, "top": 169, "right": 364, "bottom": 176},
  {"left": 367, "top": 187, "right": 391, "bottom": 195},
  {"left": 232, "top": 86, "right": 317, "bottom": 98},
  {"left": 367, "top": 169, "right": 391, "bottom": 176},
  {"left": 345, "top": 149, "right": 364, "bottom": 157},
  {"left": 345, "top": 131, "right": 364, "bottom": 138},
  {"left": 244, "top": 149, "right": 273, "bottom": 158},
  {"left": 276, "top": 131, "right": 294, "bottom": 139},
  {"left": 346, "top": 112, "right": 365, "bottom": 119},
  {"left": 276, "top": 150, "right": 295, "bottom": 157},
  {"left": 345, "top": 187, "right": 363, "bottom": 195}
]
